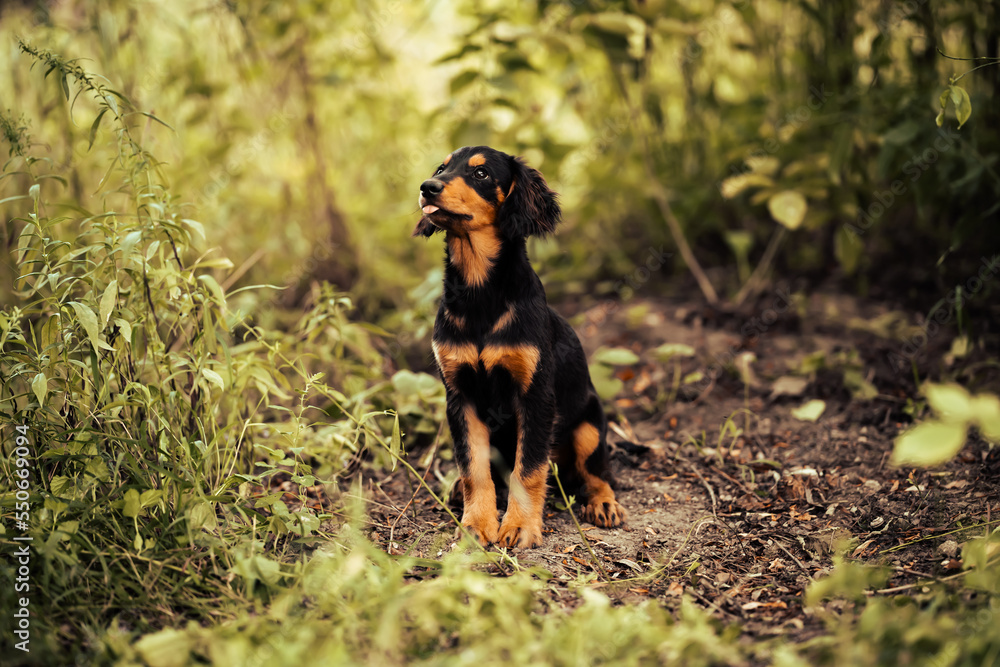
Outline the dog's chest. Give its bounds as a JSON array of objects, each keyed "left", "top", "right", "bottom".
[{"left": 431, "top": 339, "right": 540, "bottom": 395}]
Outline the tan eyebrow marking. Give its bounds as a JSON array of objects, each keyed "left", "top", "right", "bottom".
[{"left": 468, "top": 154, "right": 486, "bottom": 167}]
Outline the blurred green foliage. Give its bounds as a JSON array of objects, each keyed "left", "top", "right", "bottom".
[{"left": 3, "top": 0, "right": 998, "bottom": 320}]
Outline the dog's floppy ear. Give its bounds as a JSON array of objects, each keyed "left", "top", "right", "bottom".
[{"left": 495, "top": 156, "right": 561, "bottom": 239}]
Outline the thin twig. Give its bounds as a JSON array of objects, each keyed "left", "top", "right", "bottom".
[
  {"left": 613, "top": 66, "right": 720, "bottom": 306},
  {"left": 733, "top": 226, "right": 787, "bottom": 308},
  {"left": 688, "top": 462, "right": 718, "bottom": 517},
  {"left": 774, "top": 539, "right": 811, "bottom": 578}
]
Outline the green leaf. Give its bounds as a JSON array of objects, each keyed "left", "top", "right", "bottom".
[
  {"left": 892, "top": 420, "right": 967, "bottom": 467},
  {"left": 924, "top": 382, "right": 974, "bottom": 423},
  {"left": 719, "top": 173, "right": 774, "bottom": 199},
  {"left": 391, "top": 370, "right": 440, "bottom": 396},
  {"left": 791, "top": 399, "right": 826, "bottom": 422},
  {"left": 682, "top": 371, "right": 704, "bottom": 385},
  {"left": 181, "top": 219, "right": 206, "bottom": 242},
  {"left": 767, "top": 191, "right": 808, "bottom": 230},
  {"left": 725, "top": 230, "right": 754, "bottom": 257},
  {"left": 970, "top": 394, "right": 1000, "bottom": 442},
  {"left": 197, "top": 274, "right": 228, "bottom": 313},
  {"left": 31, "top": 372, "right": 48, "bottom": 407},
  {"left": 123, "top": 489, "right": 141, "bottom": 518},
  {"left": 201, "top": 368, "right": 225, "bottom": 392},
  {"left": 140, "top": 489, "right": 163, "bottom": 508},
  {"left": 119, "top": 231, "right": 143, "bottom": 263},
  {"left": 950, "top": 85, "right": 972, "bottom": 128},
  {"left": 652, "top": 343, "right": 695, "bottom": 362},
  {"left": 69, "top": 301, "right": 104, "bottom": 351},
  {"left": 87, "top": 108, "right": 108, "bottom": 149},
  {"left": 99, "top": 279, "right": 118, "bottom": 328},
  {"left": 134, "top": 629, "right": 192, "bottom": 667},
  {"left": 186, "top": 503, "right": 218, "bottom": 532},
  {"left": 450, "top": 70, "right": 479, "bottom": 94},
  {"left": 252, "top": 554, "right": 282, "bottom": 585},
  {"left": 114, "top": 317, "right": 132, "bottom": 344},
  {"left": 882, "top": 121, "right": 920, "bottom": 146},
  {"left": 16, "top": 222, "right": 36, "bottom": 264},
  {"left": 593, "top": 347, "right": 639, "bottom": 365},
  {"left": 589, "top": 363, "right": 623, "bottom": 399},
  {"left": 137, "top": 111, "right": 174, "bottom": 130}
]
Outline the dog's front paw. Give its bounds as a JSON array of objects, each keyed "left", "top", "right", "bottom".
[
  {"left": 497, "top": 517, "right": 543, "bottom": 549},
  {"left": 460, "top": 511, "right": 499, "bottom": 546},
  {"left": 582, "top": 495, "right": 626, "bottom": 528}
]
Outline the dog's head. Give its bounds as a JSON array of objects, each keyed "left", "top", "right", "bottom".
[{"left": 414, "top": 146, "right": 560, "bottom": 240}]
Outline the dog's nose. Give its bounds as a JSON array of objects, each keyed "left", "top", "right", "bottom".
[{"left": 420, "top": 179, "right": 444, "bottom": 196}]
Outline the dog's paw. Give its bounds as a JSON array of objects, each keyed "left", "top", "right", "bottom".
[
  {"left": 497, "top": 518, "right": 543, "bottom": 549},
  {"left": 582, "top": 496, "right": 626, "bottom": 528},
  {"left": 460, "top": 512, "right": 499, "bottom": 546}
]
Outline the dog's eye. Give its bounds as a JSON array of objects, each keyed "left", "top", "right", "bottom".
[
  {"left": 473, "top": 168, "right": 489, "bottom": 180},
  {"left": 434, "top": 165, "right": 444, "bottom": 175}
]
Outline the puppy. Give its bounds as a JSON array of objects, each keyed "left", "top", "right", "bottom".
[{"left": 414, "top": 146, "right": 625, "bottom": 548}]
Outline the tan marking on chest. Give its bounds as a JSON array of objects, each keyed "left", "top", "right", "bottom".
[
  {"left": 480, "top": 344, "right": 540, "bottom": 393},
  {"left": 432, "top": 340, "right": 478, "bottom": 390},
  {"left": 432, "top": 341, "right": 541, "bottom": 394}
]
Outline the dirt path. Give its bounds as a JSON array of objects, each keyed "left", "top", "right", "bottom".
[{"left": 361, "top": 288, "right": 1000, "bottom": 641}]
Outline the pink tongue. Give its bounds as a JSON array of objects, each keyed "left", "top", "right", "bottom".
[{"left": 422, "top": 205, "right": 439, "bottom": 215}]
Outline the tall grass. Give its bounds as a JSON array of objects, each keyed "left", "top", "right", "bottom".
[{"left": 0, "top": 44, "right": 399, "bottom": 660}]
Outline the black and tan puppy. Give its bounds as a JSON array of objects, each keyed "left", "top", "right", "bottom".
[{"left": 414, "top": 146, "right": 625, "bottom": 549}]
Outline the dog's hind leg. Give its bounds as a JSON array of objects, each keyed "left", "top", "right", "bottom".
[{"left": 569, "top": 399, "right": 625, "bottom": 528}]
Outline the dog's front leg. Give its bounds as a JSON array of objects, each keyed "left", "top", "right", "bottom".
[
  {"left": 448, "top": 397, "right": 499, "bottom": 545},
  {"left": 497, "top": 397, "right": 553, "bottom": 549}
]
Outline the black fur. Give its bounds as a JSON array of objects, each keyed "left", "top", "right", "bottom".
[{"left": 414, "top": 146, "right": 624, "bottom": 548}]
